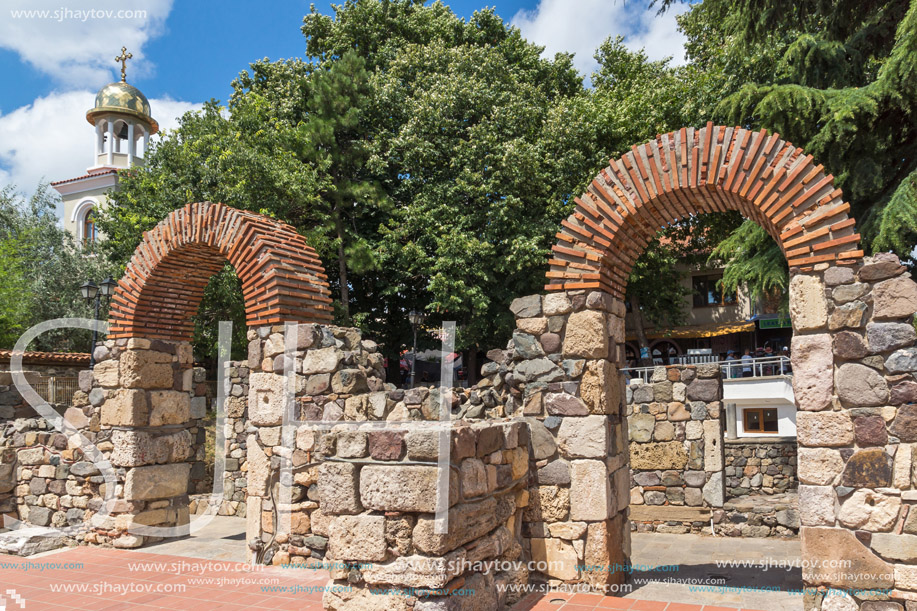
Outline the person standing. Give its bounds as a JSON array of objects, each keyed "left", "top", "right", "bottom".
[{"left": 741, "top": 349, "right": 754, "bottom": 377}]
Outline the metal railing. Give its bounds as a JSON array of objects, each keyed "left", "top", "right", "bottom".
[
  {"left": 622, "top": 356, "right": 791, "bottom": 384},
  {"left": 30, "top": 376, "right": 80, "bottom": 406}
]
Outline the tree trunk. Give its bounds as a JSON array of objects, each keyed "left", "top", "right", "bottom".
[
  {"left": 466, "top": 348, "right": 478, "bottom": 387},
  {"left": 629, "top": 293, "right": 653, "bottom": 366},
  {"left": 333, "top": 203, "right": 350, "bottom": 322}
]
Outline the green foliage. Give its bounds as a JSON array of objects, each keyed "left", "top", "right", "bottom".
[
  {"left": 0, "top": 185, "right": 117, "bottom": 351},
  {"left": 710, "top": 220, "right": 789, "bottom": 307}
]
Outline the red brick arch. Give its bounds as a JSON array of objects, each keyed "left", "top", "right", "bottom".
[
  {"left": 547, "top": 123, "right": 864, "bottom": 299},
  {"left": 108, "top": 202, "right": 333, "bottom": 340}
]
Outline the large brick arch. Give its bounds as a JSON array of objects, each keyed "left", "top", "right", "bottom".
[
  {"left": 108, "top": 201, "right": 333, "bottom": 340},
  {"left": 547, "top": 123, "right": 864, "bottom": 297}
]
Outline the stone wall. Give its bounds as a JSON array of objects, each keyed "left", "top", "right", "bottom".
[
  {"left": 625, "top": 365, "right": 724, "bottom": 505},
  {"left": 792, "top": 254, "right": 917, "bottom": 610},
  {"left": 320, "top": 420, "right": 530, "bottom": 610},
  {"left": 724, "top": 440, "right": 797, "bottom": 497},
  {"left": 190, "top": 361, "right": 248, "bottom": 517}
]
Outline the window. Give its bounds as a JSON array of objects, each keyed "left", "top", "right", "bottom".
[
  {"left": 693, "top": 274, "right": 737, "bottom": 307},
  {"left": 83, "top": 209, "right": 97, "bottom": 244},
  {"left": 743, "top": 408, "right": 779, "bottom": 434}
]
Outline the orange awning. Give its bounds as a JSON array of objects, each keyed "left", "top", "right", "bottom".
[{"left": 626, "top": 320, "right": 756, "bottom": 342}]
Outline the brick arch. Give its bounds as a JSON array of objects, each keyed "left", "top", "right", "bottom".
[
  {"left": 108, "top": 201, "right": 333, "bottom": 340},
  {"left": 547, "top": 123, "right": 864, "bottom": 298}
]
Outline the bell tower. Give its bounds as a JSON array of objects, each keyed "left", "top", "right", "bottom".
[{"left": 52, "top": 47, "right": 159, "bottom": 242}]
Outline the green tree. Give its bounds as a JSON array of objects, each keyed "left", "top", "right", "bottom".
[
  {"left": 673, "top": 0, "right": 917, "bottom": 295},
  {"left": 102, "top": 0, "right": 595, "bottom": 379},
  {"left": 296, "top": 50, "right": 388, "bottom": 323},
  {"left": 0, "top": 184, "right": 117, "bottom": 351}
]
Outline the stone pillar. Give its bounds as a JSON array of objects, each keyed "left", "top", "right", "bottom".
[
  {"left": 88, "top": 337, "right": 194, "bottom": 548},
  {"left": 793, "top": 254, "right": 917, "bottom": 610},
  {"left": 508, "top": 291, "right": 630, "bottom": 591}
]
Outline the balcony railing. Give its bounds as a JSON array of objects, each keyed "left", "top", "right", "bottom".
[{"left": 622, "top": 356, "right": 791, "bottom": 384}]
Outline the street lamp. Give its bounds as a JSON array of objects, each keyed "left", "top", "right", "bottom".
[
  {"left": 83, "top": 276, "right": 117, "bottom": 368},
  {"left": 408, "top": 310, "right": 424, "bottom": 388}
]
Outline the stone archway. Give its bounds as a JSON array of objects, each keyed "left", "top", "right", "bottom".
[
  {"left": 88, "top": 202, "right": 333, "bottom": 547},
  {"left": 546, "top": 122, "right": 862, "bottom": 297},
  {"left": 510, "top": 124, "right": 917, "bottom": 610},
  {"left": 109, "top": 201, "right": 333, "bottom": 340}
]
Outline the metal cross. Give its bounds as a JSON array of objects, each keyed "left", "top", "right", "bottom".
[{"left": 115, "top": 46, "right": 132, "bottom": 82}]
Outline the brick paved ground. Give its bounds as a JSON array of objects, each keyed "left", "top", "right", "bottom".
[{"left": 0, "top": 546, "right": 328, "bottom": 610}]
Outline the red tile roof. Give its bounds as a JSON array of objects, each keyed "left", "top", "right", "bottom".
[
  {"left": 0, "top": 349, "right": 90, "bottom": 366},
  {"left": 50, "top": 169, "right": 117, "bottom": 186}
]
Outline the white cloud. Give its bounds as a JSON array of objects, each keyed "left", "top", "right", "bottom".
[
  {"left": 0, "top": 90, "right": 200, "bottom": 202},
  {"left": 0, "top": 0, "right": 173, "bottom": 87},
  {"left": 511, "top": 0, "right": 690, "bottom": 78}
]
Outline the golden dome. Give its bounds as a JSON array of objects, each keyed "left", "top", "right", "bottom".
[{"left": 86, "top": 81, "right": 159, "bottom": 134}]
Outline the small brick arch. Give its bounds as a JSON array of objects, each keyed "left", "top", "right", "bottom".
[
  {"left": 547, "top": 123, "right": 864, "bottom": 298},
  {"left": 108, "top": 201, "right": 333, "bottom": 340}
]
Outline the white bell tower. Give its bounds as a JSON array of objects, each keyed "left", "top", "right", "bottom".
[{"left": 52, "top": 47, "right": 159, "bottom": 242}]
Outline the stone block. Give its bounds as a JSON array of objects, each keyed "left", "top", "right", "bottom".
[
  {"left": 413, "top": 497, "right": 498, "bottom": 554},
  {"left": 544, "top": 392, "right": 588, "bottom": 416},
  {"left": 836, "top": 363, "right": 889, "bottom": 407},
  {"left": 797, "top": 448, "right": 844, "bottom": 485},
  {"left": 100, "top": 389, "right": 148, "bottom": 426},
  {"left": 570, "top": 459, "right": 611, "bottom": 521},
  {"left": 149, "top": 390, "right": 191, "bottom": 426},
  {"left": 563, "top": 310, "right": 608, "bottom": 359},
  {"left": 873, "top": 276, "right": 917, "bottom": 319},
  {"left": 510, "top": 295, "right": 542, "bottom": 319},
  {"left": 703, "top": 420, "right": 722, "bottom": 471},
  {"left": 686, "top": 378, "right": 720, "bottom": 402},
  {"left": 789, "top": 274, "right": 828, "bottom": 332},
  {"left": 838, "top": 490, "right": 899, "bottom": 532},
  {"left": 302, "top": 347, "right": 342, "bottom": 374},
  {"left": 120, "top": 350, "right": 174, "bottom": 389},
  {"left": 530, "top": 537, "right": 578, "bottom": 580},
  {"left": 557, "top": 415, "right": 609, "bottom": 458},
  {"left": 360, "top": 550, "right": 466, "bottom": 589},
  {"left": 543, "top": 293, "right": 572, "bottom": 316},
  {"left": 867, "top": 322, "right": 917, "bottom": 354},
  {"left": 360, "top": 465, "right": 441, "bottom": 512},
  {"left": 92, "top": 360, "right": 119, "bottom": 387},
  {"left": 124, "top": 463, "right": 190, "bottom": 500},
  {"left": 318, "top": 462, "right": 362, "bottom": 515},
  {"left": 249, "top": 373, "right": 285, "bottom": 426},
  {"left": 629, "top": 413, "right": 655, "bottom": 442},
  {"left": 798, "top": 485, "right": 835, "bottom": 526},
  {"left": 329, "top": 515, "right": 387, "bottom": 562},
  {"left": 630, "top": 442, "right": 688, "bottom": 470},
  {"left": 792, "top": 334, "right": 834, "bottom": 411},
  {"left": 796, "top": 412, "right": 854, "bottom": 447}
]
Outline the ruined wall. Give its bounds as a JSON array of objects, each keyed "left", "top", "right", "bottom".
[
  {"left": 624, "top": 365, "right": 725, "bottom": 534},
  {"left": 320, "top": 420, "right": 530, "bottom": 610}
]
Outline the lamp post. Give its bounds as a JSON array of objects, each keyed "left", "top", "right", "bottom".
[
  {"left": 408, "top": 310, "right": 424, "bottom": 388},
  {"left": 81, "top": 276, "right": 117, "bottom": 369}
]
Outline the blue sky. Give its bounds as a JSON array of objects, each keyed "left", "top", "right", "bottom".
[{"left": 0, "top": 0, "right": 688, "bottom": 195}]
